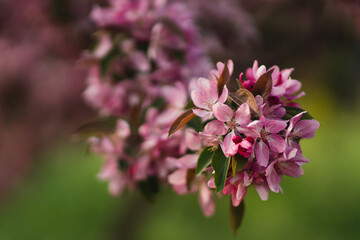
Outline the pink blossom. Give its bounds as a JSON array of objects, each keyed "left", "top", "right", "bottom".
[
  {"left": 191, "top": 77, "right": 228, "bottom": 119},
  {"left": 286, "top": 111, "right": 320, "bottom": 140},
  {"left": 265, "top": 147, "right": 308, "bottom": 193},
  {"left": 210, "top": 172, "right": 253, "bottom": 207},
  {"left": 168, "top": 154, "right": 215, "bottom": 216},
  {"left": 243, "top": 115, "right": 288, "bottom": 167}
]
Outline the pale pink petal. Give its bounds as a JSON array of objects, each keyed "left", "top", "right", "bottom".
[
  {"left": 239, "top": 139, "right": 253, "bottom": 149},
  {"left": 220, "top": 131, "right": 235, "bottom": 158},
  {"left": 293, "top": 120, "right": 320, "bottom": 138},
  {"left": 185, "top": 130, "right": 201, "bottom": 151},
  {"left": 286, "top": 91, "right": 306, "bottom": 101},
  {"left": 235, "top": 103, "right": 251, "bottom": 125},
  {"left": 199, "top": 182, "right": 215, "bottom": 217},
  {"left": 116, "top": 119, "right": 131, "bottom": 138},
  {"left": 281, "top": 68, "right": 294, "bottom": 80},
  {"left": 168, "top": 169, "right": 187, "bottom": 185},
  {"left": 267, "top": 134, "right": 286, "bottom": 153},
  {"left": 98, "top": 159, "right": 117, "bottom": 180},
  {"left": 178, "top": 154, "right": 198, "bottom": 169},
  {"left": 213, "top": 102, "right": 233, "bottom": 122},
  {"left": 203, "top": 120, "right": 228, "bottom": 135},
  {"left": 173, "top": 184, "right": 188, "bottom": 195},
  {"left": 217, "top": 85, "right": 228, "bottom": 103},
  {"left": 265, "top": 119, "right": 287, "bottom": 133},
  {"left": 255, "top": 65, "right": 266, "bottom": 79},
  {"left": 271, "top": 86, "right": 286, "bottom": 97},
  {"left": 285, "top": 111, "right": 306, "bottom": 139},
  {"left": 284, "top": 147, "right": 298, "bottom": 160},
  {"left": 191, "top": 90, "right": 208, "bottom": 109},
  {"left": 198, "top": 78, "right": 217, "bottom": 104},
  {"left": 192, "top": 108, "right": 211, "bottom": 118},
  {"left": 161, "top": 82, "right": 187, "bottom": 109},
  {"left": 243, "top": 172, "right": 253, "bottom": 186},
  {"left": 108, "top": 176, "right": 126, "bottom": 196},
  {"left": 207, "top": 177, "right": 215, "bottom": 188},
  {"left": 255, "top": 140, "right": 270, "bottom": 167},
  {"left": 232, "top": 189, "right": 242, "bottom": 207},
  {"left": 281, "top": 162, "right": 304, "bottom": 177},
  {"left": 255, "top": 184, "right": 269, "bottom": 201},
  {"left": 265, "top": 162, "right": 282, "bottom": 193},
  {"left": 285, "top": 79, "right": 301, "bottom": 94},
  {"left": 235, "top": 184, "right": 247, "bottom": 204}
]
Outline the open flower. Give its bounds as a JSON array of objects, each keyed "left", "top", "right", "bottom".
[
  {"left": 243, "top": 115, "right": 288, "bottom": 167},
  {"left": 286, "top": 111, "right": 320, "bottom": 141},
  {"left": 265, "top": 147, "right": 309, "bottom": 193},
  {"left": 191, "top": 77, "right": 228, "bottom": 119}
]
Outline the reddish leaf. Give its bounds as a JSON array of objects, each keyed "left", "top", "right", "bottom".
[
  {"left": 73, "top": 118, "right": 117, "bottom": 139},
  {"left": 168, "top": 109, "right": 196, "bottom": 137},
  {"left": 252, "top": 69, "right": 274, "bottom": 101},
  {"left": 229, "top": 199, "right": 245, "bottom": 235},
  {"left": 228, "top": 89, "right": 259, "bottom": 115},
  {"left": 217, "top": 61, "right": 230, "bottom": 97}
]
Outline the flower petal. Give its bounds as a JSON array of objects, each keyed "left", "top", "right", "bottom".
[
  {"left": 255, "top": 140, "right": 270, "bottom": 167},
  {"left": 213, "top": 102, "right": 233, "bottom": 122},
  {"left": 199, "top": 182, "right": 215, "bottom": 217},
  {"left": 293, "top": 120, "right": 320, "bottom": 138},
  {"left": 236, "top": 184, "right": 247, "bottom": 203},
  {"left": 220, "top": 131, "right": 236, "bottom": 158},
  {"left": 255, "top": 184, "right": 269, "bottom": 201},
  {"left": 285, "top": 111, "right": 306, "bottom": 139},
  {"left": 192, "top": 108, "right": 212, "bottom": 118},
  {"left": 203, "top": 120, "right": 228, "bottom": 135},
  {"left": 280, "top": 162, "right": 304, "bottom": 177},
  {"left": 265, "top": 119, "right": 287, "bottom": 133},
  {"left": 267, "top": 134, "right": 286, "bottom": 153},
  {"left": 168, "top": 169, "right": 187, "bottom": 185},
  {"left": 265, "top": 162, "right": 282, "bottom": 193},
  {"left": 235, "top": 103, "right": 251, "bottom": 125},
  {"left": 217, "top": 85, "right": 228, "bottom": 103},
  {"left": 191, "top": 90, "right": 207, "bottom": 109}
]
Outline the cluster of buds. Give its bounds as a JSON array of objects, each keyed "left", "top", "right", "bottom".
[
  {"left": 79, "top": 0, "right": 211, "bottom": 202},
  {"left": 168, "top": 60, "right": 319, "bottom": 231}
]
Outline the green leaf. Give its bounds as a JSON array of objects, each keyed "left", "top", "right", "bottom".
[
  {"left": 196, "top": 147, "right": 215, "bottom": 176},
  {"left": 231, "top": 155, "right": 248, "bottom": 179},
  {"left": 231, "top": 156, "right": 238, "bottom": 178},
  {"left": 168, "top": 109, "right": 196, "bottom": 137},
  {"left": 283, "top": 106, "right": 314, "bottom": 120},
  {"left": 229, "top": 199, "right": 245, "bottom": 235},
  {"left": 212, "top": 148, "right": 230, "bottom": 193}
]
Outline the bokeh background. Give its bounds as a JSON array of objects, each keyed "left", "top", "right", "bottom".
[{"left": 0, "top": 0, "right": 360, "bottom": 239}]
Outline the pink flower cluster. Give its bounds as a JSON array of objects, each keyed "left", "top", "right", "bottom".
[
  {"left": 83, "top": 0, "right": 213, "bottom": 213},
  {"left": 82, "top": 0, "right": 319, "bottom": 220},
  {"left": 169, "top": 60, "right": 320, "bottom": 210}
]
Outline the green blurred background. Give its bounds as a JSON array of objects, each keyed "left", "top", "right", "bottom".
[{"left": 1, "top": 0, "right": 360, "bottom": 239}]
